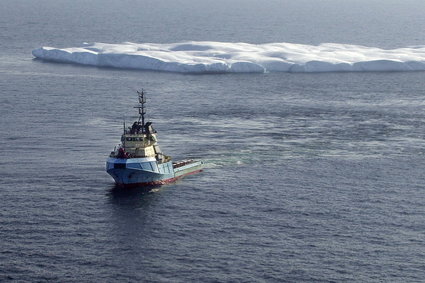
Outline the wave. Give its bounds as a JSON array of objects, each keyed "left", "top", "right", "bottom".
[{"left": 32, "top": 41, "right": 425, "bottom": 73}]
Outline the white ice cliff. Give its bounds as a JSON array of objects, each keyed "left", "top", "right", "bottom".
[{"left": 32, "top": 41, "right": 425, "bottom": 73}]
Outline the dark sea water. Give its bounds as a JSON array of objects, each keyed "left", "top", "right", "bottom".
[{"left": 1, "top": 0, "right": 425, "bottom": 282}]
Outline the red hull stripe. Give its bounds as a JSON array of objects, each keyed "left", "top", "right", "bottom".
[{"left": 116, "top": 169, "right": 203, "bottom": 188}]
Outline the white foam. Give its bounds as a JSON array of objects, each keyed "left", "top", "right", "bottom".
[{"left": 32, "top": 41, "right": 425, "bottom": 73}]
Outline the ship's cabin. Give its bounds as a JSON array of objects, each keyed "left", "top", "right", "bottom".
[{"left": 110, "top": 121, "right": 170, "bottom": 163}]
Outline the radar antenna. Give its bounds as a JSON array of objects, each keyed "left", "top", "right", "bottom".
[{"left": 135, "top": 90, "right": 147, "bottom": 133}]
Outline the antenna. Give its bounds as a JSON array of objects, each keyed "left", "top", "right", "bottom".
[{"left": 135, "top": 90, "right": 146, "bottom": 133}]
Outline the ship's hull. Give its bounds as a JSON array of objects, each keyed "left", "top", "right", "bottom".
[{"left": 106, "top": 157, "right": 202, "bottom": 188}]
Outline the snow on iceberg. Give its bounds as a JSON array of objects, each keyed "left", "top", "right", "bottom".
[{"left": 32, "top": 41, "right": 425, "bottom": 73}]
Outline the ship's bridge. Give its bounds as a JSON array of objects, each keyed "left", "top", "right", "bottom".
[
  {"left": 121, "top": 133, "right": 158, "bottom": 158},
  {"left": 109, "top": 90, "right": 171, "bottom": 162}
]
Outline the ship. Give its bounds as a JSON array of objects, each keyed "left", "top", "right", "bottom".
[{"left": 106, "top": 90, "right": 203, "bottom": 188}]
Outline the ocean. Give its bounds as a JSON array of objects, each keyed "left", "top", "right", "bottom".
[{"left": 1, "top": 0, "right": 425, "bottom": 281}]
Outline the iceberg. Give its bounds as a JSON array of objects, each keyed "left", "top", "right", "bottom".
[{"left": 32, "top": 41, "right": 425, "bottom": 73}]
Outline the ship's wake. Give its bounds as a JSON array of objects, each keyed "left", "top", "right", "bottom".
[{"left": 32, "top": 41, "right": 425, "bottom": 73}]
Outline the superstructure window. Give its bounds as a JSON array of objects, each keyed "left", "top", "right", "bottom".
[{"left": 114, "top": 163, "right": 126, "bottom": 169}]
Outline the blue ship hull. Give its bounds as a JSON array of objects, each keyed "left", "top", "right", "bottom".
[{"left": 106, "top": 157, "right": 202, "bottom": 187}]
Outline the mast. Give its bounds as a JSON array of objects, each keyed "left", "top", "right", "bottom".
[{"left": 135, "top": 90, "right": 147, "bottom": 133}]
